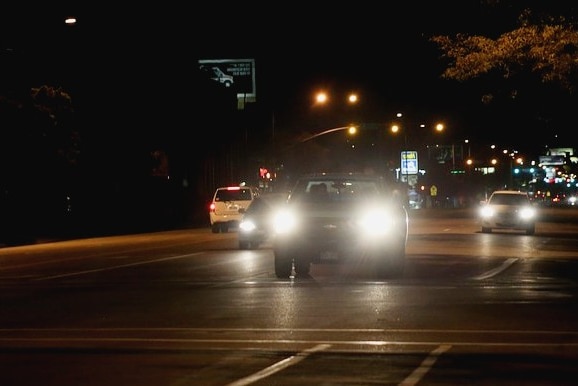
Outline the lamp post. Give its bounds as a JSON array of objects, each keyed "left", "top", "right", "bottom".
[
  {"left": 311, "top": 90, "right": 361, "bottom": 130},
  {"left": 298, "top": 125, "right": 357, "bottom": 143},
  {"left": 500, "top": 149, "right": 523, "bottom": 189}
]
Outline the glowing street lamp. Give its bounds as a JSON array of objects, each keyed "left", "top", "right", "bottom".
[
  {"left": 502, "top": 149, "right": 523, "bottom": 189},
  {"left": 315, "top": 91, "right": 328, "bottom": 105},
  {"left": 314, "top": 91, "right": 359, "bottom": 106},
  {"left": 310, "top": 90, "right": 361, "bottom": 140},
  {"left": 390, "top": 113, "right": 445, "bottom": 146},
  {"left": 299, "top": 125, "right": 358, "bottom": 143},
  {"left": 390, "top": 113, "right": 446, "bottom": 187}
]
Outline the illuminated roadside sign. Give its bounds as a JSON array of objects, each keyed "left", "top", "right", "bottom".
[
  {"left": 539, "top": 155, "right": 565, "bottom": 166},
  {"left": 198, "top": 58, "right": 256, "bottom": 106},
  {"left": 401, "top": 151, "right": 418, "bottom": 175}
]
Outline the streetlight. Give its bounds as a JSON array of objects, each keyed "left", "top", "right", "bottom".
[
  {"left": 311, "top": 90, "right": 361, "bottom": 132},
  {"left": 502, "top": 149, "right": 523, "bottom": 189},
  {"left": 390, "top": 113, "right": 445, "bottom": 148},
  {"left": 314, "top": 91, "right": 329, "bottom": 105},
  {"left": 390, "top": 113, "right": 445, "bottom": 187},
  {"left": 298, "top": 125, "right": 358, "bottom": 143},
  {"left": 313, "top": 91, "right": 359, "bottom": 106}
]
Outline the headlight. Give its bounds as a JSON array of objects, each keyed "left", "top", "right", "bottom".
[
  {"left": 239, "top": 219, "right": 257, "bottom": 233},
  {"left": 357, "top": 208, "right": 395, "bottom": 237},
  {"left": 480, "top": 206, "right": 494, "bottom": 218},
  {"left": 273, "top": 209, "right": 298, "bottom": 234},
  {"left": 519, "top": 207, "right": 535, "bottom": 220}
]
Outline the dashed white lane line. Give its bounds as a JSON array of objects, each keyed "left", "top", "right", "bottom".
[
  {"left": 472, "top": 257, "right": 518, "bottom": 280},
  {"left": 399, "top": 344, "right": 452, "bottom": 386},
  {"left": 225, "top": 343, "right": 332, "bottom": 386}
]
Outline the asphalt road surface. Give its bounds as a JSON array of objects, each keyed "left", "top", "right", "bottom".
[{"left": 1, "top": 207, "right": 577, "bottom": 385}]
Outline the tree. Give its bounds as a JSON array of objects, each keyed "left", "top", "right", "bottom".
[
  {"left": 431, "top": 21, "right": 578, "bottom": 92},
  {"left": 0, "top": 84, "right": 79, "bottom": 242},
  {"left": 430, "top": 3, "right": 578, "bottom": 147}
]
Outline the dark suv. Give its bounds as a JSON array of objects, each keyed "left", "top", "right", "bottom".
[{"left": 272, "top": 173, "right": 408, "bottom": 279}]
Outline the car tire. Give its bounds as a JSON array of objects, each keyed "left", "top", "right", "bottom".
[
  {"left": 294, "top": 257, "right": 311, "bottom": 276},
  {"left": 375, "top": 245, "right": 405, "bottom": 279},
  {"left": 240, "top": 241, "right": 259, "bottom": 250},
  {"left": 389, "top": 257, "right": 406, "bottom": 278},
  {"left": 274, "top": 251, "right": 293, "bottom": 278}
]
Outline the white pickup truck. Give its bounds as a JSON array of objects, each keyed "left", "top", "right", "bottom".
[{"left": 201, "top": 65, "right": 234, "bottom": 87}]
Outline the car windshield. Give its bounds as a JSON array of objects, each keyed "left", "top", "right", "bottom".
[
  {"left": 215, "top": 188, "right": 253, "bottom": 201},
  {"left": 291, "top": 178, "right": 383, "bottom": 203},
  {"left": 490, "top": 194, "right": 528, "bottom": 205}
]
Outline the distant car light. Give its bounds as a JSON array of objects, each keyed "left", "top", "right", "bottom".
[{"left": 479, "top": 190, "right": 536, "bottom": 235}]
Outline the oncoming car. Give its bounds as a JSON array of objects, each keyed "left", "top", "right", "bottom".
[
  {"left": 238, "top": 192, "right": 288, "bottom": 250},
  {"left": 479, "top": 190, "right": 537, "bottom": 235},
  {"left": 209, "top": 186, "right": 259, "bottom": 233},
  {"left": 272, "top": 173, "right": 408, "bottom": 279}
]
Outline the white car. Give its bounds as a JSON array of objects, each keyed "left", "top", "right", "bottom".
[
  {"left": 479, "top": 190, "right": 537, "bottom": 235},
  {"left": 209, "top": 186, "right": 259, "bottom": 233}
]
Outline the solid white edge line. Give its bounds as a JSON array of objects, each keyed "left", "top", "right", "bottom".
[{"left": 33, "top": 253, "right": 203, "bottom": 280}]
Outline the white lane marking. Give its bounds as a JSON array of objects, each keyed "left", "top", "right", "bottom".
[
  {"left": 399, "top": 344, "right": 452, "bottom": 386},
  {"left": 472, "top": 257, "right": 518, "bottom": 280},
  {"left": 1, "top": 337, "right": 577, "bottom": 348},
  {"left": 224, "top": 344, "right": 331, "bottom": 386},
  {"left": 33, "top": 253, "right": 203, "bottom": 280},
  {"left": 2, "top": 327, "right": 577, "bottom": 335}
]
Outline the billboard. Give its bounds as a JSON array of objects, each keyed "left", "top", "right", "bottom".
[
  {"left": 539, "top": 155, "right": 566, "bottom": 166},
  {"left": 198, "top": 58, "right": 256, "bottom": 107}
]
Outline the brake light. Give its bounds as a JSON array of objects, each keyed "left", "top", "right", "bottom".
[
  {"left": 226, "top": 186, "right": 241, "bottom": 191},
  {"left": 209, "top": 202, "right": 216, "bottom": 212}
]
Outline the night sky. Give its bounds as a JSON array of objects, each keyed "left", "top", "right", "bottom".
[
  {"left": 1, "top": 1, "right": 577, "bottom": 236},
  {"left": 2, "top": 2, "right": 576, "bottom": 156}
]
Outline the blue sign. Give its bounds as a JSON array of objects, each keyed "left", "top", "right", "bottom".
[{"left": 401, "top": 151, "right": 418, "bottom": 175}]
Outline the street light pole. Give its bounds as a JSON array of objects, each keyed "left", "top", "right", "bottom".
[{"left": 298, "top": 125, "right": 356, "bottom": 143}]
